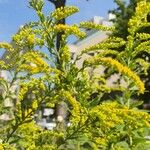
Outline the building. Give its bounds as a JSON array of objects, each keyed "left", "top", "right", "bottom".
[{"left": 69, "top": 15, "right": 122, "bottom": 87}]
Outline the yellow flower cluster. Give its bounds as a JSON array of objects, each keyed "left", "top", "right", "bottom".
[
  {"left": 60, "top": 90, "right": 81, "bottom": 124},
  {"left": 18, "top": 78, "right": 45, "bottom": 101},
  {"left": 82, "top": 37, "right": 125, "bottom": 54},
  {"left": 24, "top": 109, "right": 33, "bottom": 118},
  {"left": 60, "top": 45, "right": 71, "bottom": 62},
  {"left": 52, "top": 6, "right": 79, "bottom": 20},
  {"left": 0, "top": 144, "right": 4, "bottom": 150},
  {"left": 135, "top": 58, "right": 150, "bottom": 75},
  {"left": 91, "top": 102, "right": 123, "bottom": 130},
  {"left": 94, "top": 137, "right": 108, "bottom": 147},
  {"left": 12, "top": 27, "right": 35, "bottom": 46},
  {"left": 27, "top": 34, "right": 35, "bottom": 45},
  {"left": 100, "top": 50, "right": 119, "bottom": 57},
  {"left": 18, "top": 51, "right": 49, "bottom": 74},
  {"left": 86, "top": 57, "right": 145, "bottom": 94},
  {"left": 35, "top": 38, "right": 44, "bottom": 47},
  {"left": 135, "top": 40, "right": 150, "bottom": 55},
  {"left": 18, "top": 85, "right": 28, "bottom": 100},
  {"left": 102, "top": 57, "right": 145, "bottom": 93},
  {"left": 32, "top": 100, "right": 38, "bottom": 109},
  {"left": 0, "top": 144, "right": 16, "bottom": 150},
  {"left": 89, "top": 102, "right": 150, "bottom": 147},
  {"left": 38, "top": 130, "right": 64, "bottom": 139},
  {"left": 19, "top": 65, "right": 39, "bottom": 74},
  {"left": 136, "top": 33, "right": 150, "bottom": 40},
  {"left": 0, "top": 42, "right": 14, "bottom": 52},
  {"left": 0, "top": 60, "right": 7, "bottom": 70},
  {"left": 128, "top": 1, "right": 150, "bottom": 35},
  {"left": 16, "top": 121, "right": 42, "bottom": 149},
  {"left": 54, "top": 24, "right": 86, "bottom": 39},
  {"left": 80, "top": 21, "right": 114, "bottom": 31}
]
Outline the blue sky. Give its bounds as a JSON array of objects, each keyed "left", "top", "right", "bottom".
[{"left": 0, "top": 0, "right": 116, "bottom": 43}]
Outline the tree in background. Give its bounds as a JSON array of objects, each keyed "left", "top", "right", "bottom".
[
  {"left": 0, "top": 0, "right": 150, "bottom": 149},
  {"left": 110, "top": 0, "right": 138, "bottom": 39},
  {"left": 109, "top": 0, "right": 150, "bottom": 105}
]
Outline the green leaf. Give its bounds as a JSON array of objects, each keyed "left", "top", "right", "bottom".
[
  {"left": 88, "top": 94, "right": 103, "bottom": 107},
  {"left": 112, "top": 141, "right": 130, "bottom": 150},
  {"left": 132, "top": 141, "right": 150, "bottom": 150},
  {"left": 129, "top": 100, "right": 143, "bottom": 109}
]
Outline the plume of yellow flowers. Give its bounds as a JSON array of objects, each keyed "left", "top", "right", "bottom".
[
  {"left": 80, "top": 21, "right": 114, "bottom": 31},
  {"left": 0, "top": 60, "right": 7, "bottom": 70},
  {"left": 128, "top": 1, "right": 150, "bottom": 35},
  {"left": 0, "top": 42, "right": 14, "bottom": 52},
  {"left": 18, "top": 78, "right": 45, "bottom": 101},
  {"left": 12, "top": 27, "right": 35, "bottom": 46},
  {"left": 60, "top": 45, "right": 71, "bottom": 62},
  {"left": 52, "top": 6, "right": 79, "bottom": 20},
  {"left": 18, "top": 51, "right": 49, "bottom": 74},
  {"left": 85, "top": 57, "right": 145, "bottom": 94},
  {"left": 60, "top": 90, "right": 81, "bottom": 125},
  {"left": 82, "top": 37, "right": 125, "bottom": 54},
  {"left": 54, "top": 24, "right": 86, "bottom": 39},
  {"left": 89, "top": 101, "right": 150, "bottom": 148}
]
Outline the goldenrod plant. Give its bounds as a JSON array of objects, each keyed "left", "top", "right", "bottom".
[
  {"left": 81, "top": 1, "right": 150, "bottom": 107},
  {"left": 0, "top": 0, "right": 150, "bottom": 149}
]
